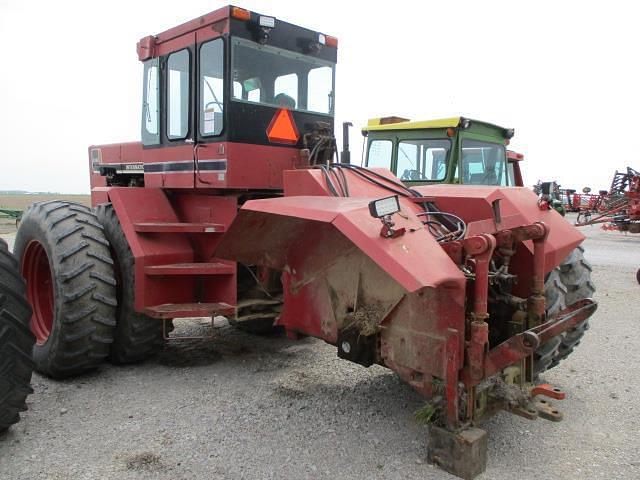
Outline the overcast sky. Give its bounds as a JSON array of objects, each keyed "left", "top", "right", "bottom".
[{"left": 0, "top": 0, "right": 637, "bottom": 193}]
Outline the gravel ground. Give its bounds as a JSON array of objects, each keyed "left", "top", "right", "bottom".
[{"left": 1, "top": 215, "right": 639, "bottom": 479}]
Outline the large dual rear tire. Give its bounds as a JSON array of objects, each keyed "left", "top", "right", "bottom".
[
  {"left": 0, "top": 239, "right": 35, "bottom": 432},
  {"left": 15, "top": 201, "right": 118, "bottom": 378},
  {"left": 95, "top": 204, "right": 165, "bottom": 363},
  {"left": 16, "top": 201, "right": 166, "bottom": 378}
]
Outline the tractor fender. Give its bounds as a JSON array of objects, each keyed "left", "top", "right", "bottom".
[{"left": 216, "top": 195, "right": 467, "bottom": 382}]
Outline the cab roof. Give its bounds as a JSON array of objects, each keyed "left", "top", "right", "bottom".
[
  {"left": 137, "top": 5, "right": 337, "bottom": 62},
  {"left": 362, "top": 116, "right": 513, "bottom": 137}
]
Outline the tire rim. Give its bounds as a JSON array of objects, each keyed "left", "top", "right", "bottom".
[{"left": 22, "top": 240, "right": 54, "bottom": 344}]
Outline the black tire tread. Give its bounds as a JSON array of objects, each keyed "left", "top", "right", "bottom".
[
  {"left": 95, "top": 204, "right": 165, "bottom": 364},
  {"left": 14, "top": 201, "right": 117, "bottom": 378},
  {"left": 0, "top": 238, "right": 35, "bottom": 432},
  {"left": 534, "top": 246, "right": 595, "bottom": 375}
]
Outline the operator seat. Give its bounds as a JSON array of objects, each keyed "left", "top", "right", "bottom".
[
  {"left": 481, "top": 153, "right": 499, "bottom": 185},
  {"left": 274, "top": 93, "right": 296, "bottom": 109},
  {"left": 402, "top": 169, "right": 422, "bottom": 181}
]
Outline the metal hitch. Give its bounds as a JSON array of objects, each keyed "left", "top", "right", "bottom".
[{"left": 512, "top": 383, "right": 567, "bottom": 422}]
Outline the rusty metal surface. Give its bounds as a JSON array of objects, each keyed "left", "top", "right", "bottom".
[
  {"left": 427, "top": 426, "right": 488, "bottom": 480},
  {"left": 215, "top": 166, "right": 598, "bottom": 442},
  {"left": 534, "top": 399, "right": 563, "bottom": 422},
  {"left": 531, "top": 383, "right": 566, "bottom": 400},
  {"left": 144, "top": 302, "right": 235, "bottom": 319},
  {"left": 463, "top": 299, "right": 597, "bottom": 386}
]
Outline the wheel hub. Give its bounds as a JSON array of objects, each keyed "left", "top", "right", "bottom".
[{"left": 22, "top": 240, "right": 54, "bottom": 344}]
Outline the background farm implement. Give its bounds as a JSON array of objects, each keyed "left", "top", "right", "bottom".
[
  {"left": 0, "top": 207, "right": 22, "bottom": 227},
  {"left": 574, "top": 167, "right": 640, "bottom": 231}
]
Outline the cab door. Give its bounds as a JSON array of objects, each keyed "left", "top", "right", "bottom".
[
  {"left": 142, "top": 33, "right": 197, "bottom": 188},
  {"left": 193, "top": 31, "right": 228, "bottom": 188}
]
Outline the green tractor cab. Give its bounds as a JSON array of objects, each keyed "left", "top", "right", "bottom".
[{"left": 361, "top": 116, "right": 524, "bottom": 187}]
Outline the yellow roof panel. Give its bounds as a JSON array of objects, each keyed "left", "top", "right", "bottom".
[{"left": 363, "top": 116, "right": 462, "bottom": 132}]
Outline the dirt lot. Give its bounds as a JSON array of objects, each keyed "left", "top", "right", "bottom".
[{"left": 0, "top": 213, "right": 639, "bottom": 479}]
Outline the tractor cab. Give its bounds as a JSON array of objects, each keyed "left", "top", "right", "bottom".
[
  {"left": 91, "top": 5, "right": 337, "bottom": 192},
  {"left": 361, "top": 116, "right": 524, "bottom": 187}
]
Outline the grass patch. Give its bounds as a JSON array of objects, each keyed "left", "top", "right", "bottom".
[{"left": 414, "top": 402, "right": 439, "bottom": 425}]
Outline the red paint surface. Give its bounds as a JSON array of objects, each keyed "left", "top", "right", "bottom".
[{"left": 22, "top": 241, "right": 54, "bottom": 344}]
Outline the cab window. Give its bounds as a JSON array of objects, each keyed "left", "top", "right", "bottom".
[
  {"left": 231, "top": 38, "right": 334, "bottom": 114},
  {"left": 274, "top": 73, "right": 298, "bottom": 109},
  {"left": 141, "top": 58, "right": 160, "bottom": 146},
  {"left": 507, "top": 161, "right": 516, "bottom": 186},
  {"left": 460, "top": 139, "right": 507, "bottom": 185},
  {"left": 308, "top": 66, "right": 333, "bottom": 114},
  {"left": 397, "top": 139, "right": 450, "bottom": 181},
  {"left": 367, "top": 140, "right": 393, "bottom": 169},
  {"left": 167, "top": 49, "right": 190, "bottom": 140},
  {"left": 199, "top": 39, "right": 224, "bottom": 136}
]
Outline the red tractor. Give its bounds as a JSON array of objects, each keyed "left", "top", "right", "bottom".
[{"left": 14, "top": 6, "right": 597, "bottom": 478}]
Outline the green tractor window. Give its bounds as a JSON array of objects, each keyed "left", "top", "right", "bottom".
[
  {"left": 459, "top": 139, "right": 507, "bottom": 185},
  {"left": 397, "top": 139, "right": 450, "bottom": 181},
  {"left": 367, "top": 140, "right": 393, "bottom": 169}
]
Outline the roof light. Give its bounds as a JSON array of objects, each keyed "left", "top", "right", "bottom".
[
  {"left": 504, "top": 128, "right": 515, "bottom": 139},
  {"left": 460, "top": 118, "right": 471, "bottom": 129},
  {"left": 369, "top": 195, "right": 400, "bottom": 219},
  {"left": 507, "top": 151, "right": 524, "bottom": 161},
  {"left": 318, "top": 33, "right": 326, "bottom": 45},
  {"left": 325, "top": 35, "right": 338, "bottom": 47},
  {"left": 259, "top": 15, "right": 275, "bottom": 28},
  {"left": 446, "top": 127, "right": 456, "bottom": 137},
  {"left": 231, "top": 7, "right": 251, "bottom": 21},
  {"left": 136, "top": 35, "right": 156, "bottom": 61},
  {"left": 379, "top": 116, "right": 409, "bottom": 125}
]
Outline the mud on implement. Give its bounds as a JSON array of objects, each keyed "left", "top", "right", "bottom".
[{"left": 14, "top": 5, "right": 597, "bottom": 478}]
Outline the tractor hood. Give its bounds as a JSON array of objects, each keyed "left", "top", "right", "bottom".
[
  {"left": 216, "top": 193, "right": 468, "bottom": 375},
  {"left": 215, "top": 195, "right": 466, "bottom": 294},
  {"left": 214, "top": 167, "right": 589, "bottom": 411},
  {"left": 412, "top": 184, "right": 584, "bottom": 272}
]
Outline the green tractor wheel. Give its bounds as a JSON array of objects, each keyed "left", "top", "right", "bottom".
[{"left": 535, "top": 246, "right": 595, "bottom": 376}]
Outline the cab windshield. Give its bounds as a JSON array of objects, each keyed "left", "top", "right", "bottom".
[
  {"left": 397, "top": 139, "right": 450, "bottom": 181},
  {"left": 459, "top": 139, "right": 508, "bottom": 185},
  {"left": 231, "top": 38, "right": 335, "bottom": 115},
  {"left": 366, "top": 138, "right": 451, "bottom": 182}
]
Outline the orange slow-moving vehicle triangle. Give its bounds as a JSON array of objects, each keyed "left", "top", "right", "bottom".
[{"left": 266, "top": 108, "right": 300, "bottom": 145}]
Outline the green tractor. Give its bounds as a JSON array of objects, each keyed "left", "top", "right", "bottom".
[
  {"left": 360, "top": 115, "right": 594, "bottom": 374},
  {"left": 533, "top": 181, "right": 567, "bottom": 216},
  {"left": 359, "top": 116, "right": 569, "bottom": 217},
  {"left": 361, "top": 116, "right": 522, "bottom": 186}
]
